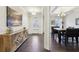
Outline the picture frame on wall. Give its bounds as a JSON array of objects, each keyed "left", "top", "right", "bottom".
[
  {"left": 7, "top": 7, "right": 22, "bottom": 27},
  {"left": 76, "top": 18, "right": 79, "bottom": 25}
]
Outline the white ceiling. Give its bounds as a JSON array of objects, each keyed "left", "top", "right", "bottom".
[
  {"left": 9, "top": 6, "right": 43, "bottom": 15},
  {"left": 9, "top": 6, "right": 76, "bottom": 16},
  {"left": 50, "top": 6, "right": 76, "bottom": 15},
  {"left": 23, "top": 7, "right": 43, "bottom": 15}
]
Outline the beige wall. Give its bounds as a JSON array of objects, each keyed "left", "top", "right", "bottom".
[{"left": 0, "top": 6, "right": 7, "bottom": 34}]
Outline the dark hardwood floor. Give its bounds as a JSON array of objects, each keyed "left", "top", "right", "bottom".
[
  {"left": 16, "top": 34, "right": 46, "bottom": 52},
  {"left": 16, "top": 34, "right": 79, "bottom": 52},
  {"left": 51, "top": 35, "right": 79, "bottom": 52}
]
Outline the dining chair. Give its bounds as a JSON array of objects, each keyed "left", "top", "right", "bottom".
[
  {"left": 51, "top": 27, "right": 58, "bottom": 40},
  {"left": 65, "top": 28, "right": 79, "bottom": 46}
]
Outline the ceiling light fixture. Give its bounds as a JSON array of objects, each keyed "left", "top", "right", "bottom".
[
  {"left": 27, "top": 7, "right": 41, "bottom": 15},
  {"left": 58, "top": 12, "right": 66, "bottom": 17},
  {"left": 31, "top": 12, "right": 36, "bottom": 15}
]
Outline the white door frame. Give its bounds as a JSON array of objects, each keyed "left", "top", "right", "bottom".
[{"left": 43, "top": 6, "right": 51, "bottom": 50}]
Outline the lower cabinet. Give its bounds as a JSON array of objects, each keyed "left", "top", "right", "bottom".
[{"left": 0, "top": 30, "right": 28, "bottom": 52}]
